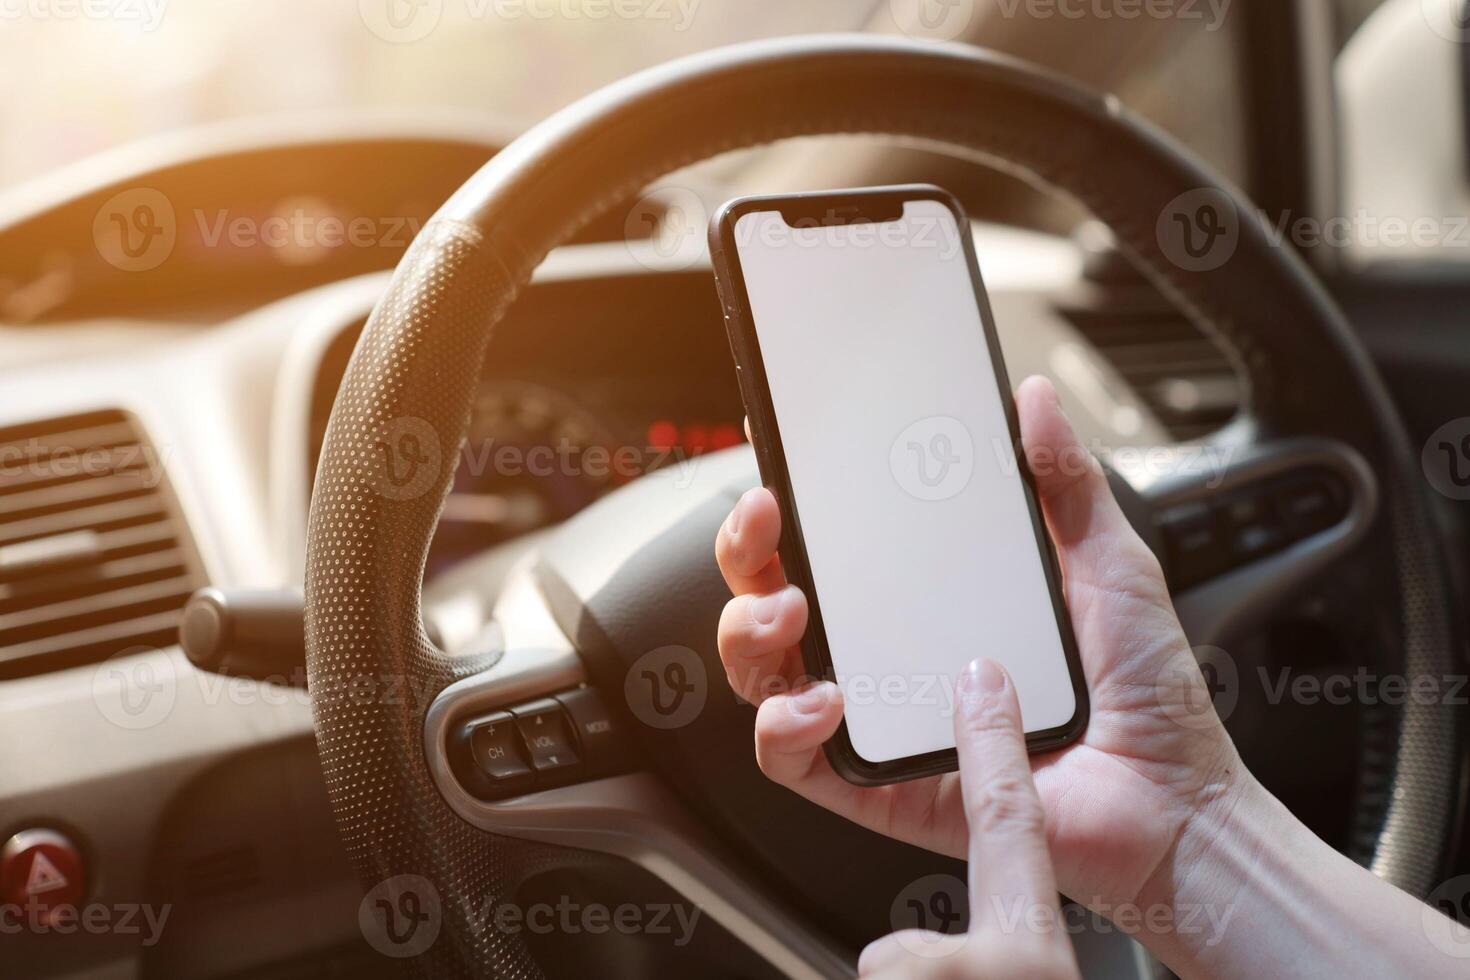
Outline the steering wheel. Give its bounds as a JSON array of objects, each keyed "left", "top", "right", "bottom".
[{"left": 305, "top": 35, "right": 1462, "bottom": 977}]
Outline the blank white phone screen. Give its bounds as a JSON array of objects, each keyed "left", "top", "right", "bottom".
[{"left": 734, "top": 198, "right": 1076, "bottom": 763}]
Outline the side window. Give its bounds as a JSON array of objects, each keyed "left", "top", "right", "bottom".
[{"left": 1336, "top": 0, "right": 1470, "bottom": 270}]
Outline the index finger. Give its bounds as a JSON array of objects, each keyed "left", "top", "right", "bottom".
[{"left": 953, "top": 658, "right": 1065, "bottom": 942}]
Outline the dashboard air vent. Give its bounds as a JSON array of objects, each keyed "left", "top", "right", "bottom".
[
  {"left": 0, "top": 410, "right": 205, "bottom": 677},
  {"left": 180, "top": 844, "right": 263, "bottom": 901},
  {"left": 1059, "top": 297, "right": 1242, "bottom": 441}
]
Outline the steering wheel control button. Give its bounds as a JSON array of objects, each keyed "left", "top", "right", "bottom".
[
  {"left": 450, "top": 691, "right": 638, "bottom": 799},
  {"left": 1221, "top": 494, "right": 1285, "bottom": 561},
  {"left": 451, "top": 712, "right": 534, "bottom": 799},
  {"left": 471, "top": 714, "right": 534, "bottom": 783},
  {"left": 556, "top": 687, "right": 635, "bottom": 779},
  {"left": 1158, "top": 502, "right": 1224, "bottom": 588},
  {"left": 510, "top": 699, "right": 583, "bottom": 781},
  {"left": 1, "top": 829, "right": 86, "bottom": 925},
  {"left": 1273, "top": 474, "right": 1347, "bottom": 537},
  {"left": 1159, "top": 472, "right": 1352, "bottom": 590}
]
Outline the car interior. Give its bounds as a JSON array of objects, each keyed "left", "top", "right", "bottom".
[{"left": 2, "top": 0, "right": 1469, "bottom": 977}]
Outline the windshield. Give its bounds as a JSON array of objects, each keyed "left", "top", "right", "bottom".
[
  {"left": 0, "top": 0, "right": 877, "bottom": 190},
  {"left": 0, "top": 0, "right": 1254, "bottom": 246}
]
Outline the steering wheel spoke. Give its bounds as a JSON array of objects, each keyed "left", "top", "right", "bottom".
[
  {"left": 424, "top": 553, "right": 854, "bottom": 980},
  {"left": 1132, "top": 427, "right": 1378, "bottom": 647}
]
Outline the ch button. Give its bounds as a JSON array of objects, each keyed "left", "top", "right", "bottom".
[
  {"left": 511, "top": 700, "right": 582, "bottom": 783},
  {"left": 465, "top": 712, "right": 534, "bottom": 798}
]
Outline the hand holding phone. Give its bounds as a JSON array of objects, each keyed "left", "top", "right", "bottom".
[
  {"left": 710, "top": 185, "right": 1087, "bottom": 784},
  {"left": 710, "top": 189, "right": 1248, "bottom": 917},
  {"left": 710, "top": 187, "right": 1454, "bottom": 980}
]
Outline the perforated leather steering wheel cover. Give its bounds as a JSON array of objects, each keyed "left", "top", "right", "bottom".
[{"left": 305, "top": 35, "right": 1462, "bottom": 976}]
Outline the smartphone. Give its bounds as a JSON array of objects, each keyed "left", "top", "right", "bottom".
[{"left": 709, "top": 184, "right": 1088, "bottom": 786}]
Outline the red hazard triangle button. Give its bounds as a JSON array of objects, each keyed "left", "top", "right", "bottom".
[
  {"left": 2, "top": 829, "right": 86, "bottom": 924},
  {"left": 25, "top": 851, "right": 68, "bottom": 895}
]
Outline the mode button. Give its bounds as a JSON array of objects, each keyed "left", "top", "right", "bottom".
[{"left": 557, "top": 687, "right": 635, "bottom": 778}]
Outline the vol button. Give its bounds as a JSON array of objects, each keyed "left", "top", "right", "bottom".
[{"left": 511, "top": 699, "right": 582, "bottom": 781}]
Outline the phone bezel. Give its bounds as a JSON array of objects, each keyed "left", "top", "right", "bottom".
[{"left": 708, "top": 183, "right": 1089, "bottom": 786}]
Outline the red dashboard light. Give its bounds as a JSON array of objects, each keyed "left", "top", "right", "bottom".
[
  {"left": 682, "top": 424, "right": 709, "bottom": 454},
  {"left": 646, "top": 419, "right": 679, "bottom": 451},
  {"left": 648, "top": 419, "right": 741, "bottom": 457},
  {"left": 709, "top": 424, "right": 742, "bottom": 450}
]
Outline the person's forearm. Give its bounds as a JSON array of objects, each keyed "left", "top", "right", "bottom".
[{"left": 1132, "top": 774, "right": 1469, "bottom": 978}]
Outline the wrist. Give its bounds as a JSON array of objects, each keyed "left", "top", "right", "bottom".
[
  {"left": 1126, "top": 753, "right": 1453, "bottom": 979},
  {"left": 1128, "top": 750, "right": 1282, "bottom": 966}
]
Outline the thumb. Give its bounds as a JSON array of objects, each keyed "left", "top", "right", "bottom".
[{"left": 1015, "top": 376, "right": 1162, "bottom": 582}]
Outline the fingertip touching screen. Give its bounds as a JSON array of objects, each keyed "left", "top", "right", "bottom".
[{"left": 732, "top": 197, "right": 1077, "bottom": 764}]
